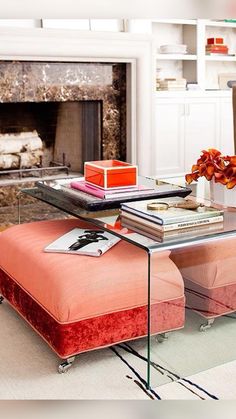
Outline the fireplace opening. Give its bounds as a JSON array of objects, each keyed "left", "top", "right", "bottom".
[
  {"left": 0, "top": 100, "right": 102, "bottom": 175},
  {"left": 0, "top": 61, "right": 126, "bottom": 211}
]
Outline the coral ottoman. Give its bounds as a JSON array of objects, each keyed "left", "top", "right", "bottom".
[
  {"left": 0, "top": 219, "right": 185, "bottom": 372},
  {"left": 171, "top": 238, "right": 236, "bottom": 330}
]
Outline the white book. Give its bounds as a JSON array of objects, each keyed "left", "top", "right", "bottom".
[
  {"left": 121, "top": 197, "right": 223, "bottom": 225},
  {"left": 44, "top": 228, "right": 120, "bottom": 257}
]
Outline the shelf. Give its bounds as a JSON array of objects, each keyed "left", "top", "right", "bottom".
[
  {"left": 205, "top": 55, "right": 236, "bottom": 62},
  {"left": 204, "top": 20, "right": 236, "bottom": 28},
  {"left": 156, "top": 54, "right": 197, "bottom": 61}
]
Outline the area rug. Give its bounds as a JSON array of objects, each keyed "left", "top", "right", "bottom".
[{"left": 0, "top": 299, "right": 236, "bottom": 399}]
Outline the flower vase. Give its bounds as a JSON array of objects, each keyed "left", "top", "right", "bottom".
[{"left": 210, "top": 180, "right": 236, "bottom": 207}]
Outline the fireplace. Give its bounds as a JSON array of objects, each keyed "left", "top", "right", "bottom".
[
  {"left": 0, "top": 27, "right": 153, "bottom": 217},
  {"left": 0, "top": 61, "right": 126, "bottom": 178}
]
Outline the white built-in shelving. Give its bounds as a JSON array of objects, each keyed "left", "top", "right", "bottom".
[
  {"left": 129, "top": 19, "right": 236, "bottom": 91},
  {"left": 155, "top": 19, "right": 236, "bottom": 91},
  {"left": 128, "top": 19, "right": 236, "bottom": 178}
]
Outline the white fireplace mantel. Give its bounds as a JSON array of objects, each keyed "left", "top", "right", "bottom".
[{"left": 0, "top": 27, "right": 155, "bottom": 176}]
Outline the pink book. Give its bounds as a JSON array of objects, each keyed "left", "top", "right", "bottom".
[{"left": 70, "top": 179, "right": 154, "bottom": 199}]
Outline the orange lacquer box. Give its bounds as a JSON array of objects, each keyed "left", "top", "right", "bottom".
[{"left": 84, "top": 160, "right": 138, "bottom": 189}]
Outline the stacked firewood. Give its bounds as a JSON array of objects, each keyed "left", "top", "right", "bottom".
[{"left": 0, "top": 131, "right": 43, "bottom": 170}]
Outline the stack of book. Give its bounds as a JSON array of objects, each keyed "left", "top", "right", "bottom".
[
  {"left": 120, "top": 197, "right": 224, "bottom": 241},
  {"left": 159, "top": 78, "right": 187, "bottom": 91},
  {"left": 159, "top": 44, "right": 187, "bottom": 54},
  {"left": 205, "top": 37, "right": 229, "bottom": 56},
  {"left": 67, "top": 178, "right": 159, "bottom": 200}
]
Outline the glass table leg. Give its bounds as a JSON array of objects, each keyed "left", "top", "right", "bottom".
[{"left": 147, "top": 249, "right": 151, "bottom": 389}]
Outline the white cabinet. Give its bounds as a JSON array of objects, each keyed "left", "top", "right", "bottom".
[
  {"left": 154, "top": 99, "right": 185, "bottom": 175},
  {"left": 184, "top": 98, "right": 219, "bottom": 172},
  {"left": 154, "top": 94, "right": 233, "bottom": 177},
  {"left": 219, "top": 98, "right": 234, "bottom": 155}
]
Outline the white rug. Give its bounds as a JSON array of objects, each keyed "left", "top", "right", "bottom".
[
  {"left": 1, "top": 299, "right": 236, "bottom": 400},
  {"left": 156, "top": 359, "right": 236, "bottom": 400}
]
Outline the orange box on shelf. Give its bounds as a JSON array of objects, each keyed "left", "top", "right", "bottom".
[
  {"left": 84, "top": 160, "right": 138, "bottom": 189},
  {"left": 207, "top": 37, "right": 224, "bottom": 45}
]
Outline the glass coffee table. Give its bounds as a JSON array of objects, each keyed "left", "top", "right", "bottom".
[{"left": 20, "top": 176, "right": 236, "bottom": 393}]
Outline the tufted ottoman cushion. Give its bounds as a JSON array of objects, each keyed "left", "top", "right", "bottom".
[
  {"left": 0, "top": 219, "right": 185, "bottom": 359},
  {"left": 171, "top": 239, "right": 236, "bottom": 319}
]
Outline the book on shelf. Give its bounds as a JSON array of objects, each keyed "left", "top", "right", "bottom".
[
  {"left": 120, "top": 211, "right": 224, "bottom": 232},
  {"left": 159, "top": 80, "right": 186, "bottom": 87},
  {"left": 159, "top": 80, "right": 187, "bottom": 90},
  {"left": 44, "top": 228, "right": 120, "bottom": 257},
  {"left": 205, "top": 45, "right": 228, "bottom": 52},
  {"left": 121, "top": 219, "right": 224, "bottom": 242},
  {"left": 121, "top": 197, "right": 224, "bottom": 226},
  {"left": 70, "top": 178, "right": 155, "bottom": 199}
]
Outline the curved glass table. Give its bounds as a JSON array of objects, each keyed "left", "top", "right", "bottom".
[{"left": 20, "top": 176, "right": 236, "bottom": 394}]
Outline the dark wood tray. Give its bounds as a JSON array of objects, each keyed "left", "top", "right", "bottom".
[{"left": 36, "top": 178, "right": 192, "bottom": 212}]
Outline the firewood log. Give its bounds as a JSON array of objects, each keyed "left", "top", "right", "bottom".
[
  {"left": 0, "top": 131, "right": 43, "bottom": 154},
  {"left": 0, "top": 154, "right": 20, "bottom": 169},
  {"left": 18, "top": 150, "right": 43, "bottom": 168}
]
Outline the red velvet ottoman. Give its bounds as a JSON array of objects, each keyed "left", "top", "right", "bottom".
[
  {"left": 0, "top": 219, "right": 185, "bottom": 372},
  {"left": 171, "top": 238, "right": 236, "bottom": 330}
]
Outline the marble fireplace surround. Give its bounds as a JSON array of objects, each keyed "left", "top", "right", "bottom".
[
  {"left": 0, "top": 61, "right": 127, "bottom": 172},
  {"left": 0, "top": 28, "right": 154, "bottom": 176}
]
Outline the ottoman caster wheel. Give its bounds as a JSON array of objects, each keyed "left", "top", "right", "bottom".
[
  {"left": 58, "top": 356, "right": 76, "bottom": 374},
  {"left": 155, "top": 332, "right": 169, "bottom": 343},
  {"left": 0, "top": 296, "right": 4, "bottom": 304},
  {"left": 199, "top": 318, "right": 215, "bottom": 332}
]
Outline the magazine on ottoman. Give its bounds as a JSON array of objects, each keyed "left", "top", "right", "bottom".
[{"left": 44, "top": 228, "right": 121, "bottom": 257}]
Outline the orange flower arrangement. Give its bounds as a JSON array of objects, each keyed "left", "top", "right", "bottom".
[{"left": 185, "top": 148, "right": 236, "bottom": 189}]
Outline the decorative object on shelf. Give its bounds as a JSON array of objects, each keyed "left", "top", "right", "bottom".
[
  {"left": 159, "top": 78, "right": 187, "bottom": 91},
  {"left": 218, "top": 73, "right": 236, "bottom": 89},
  {"left": 185, "top": 148, "right": 236, "bottom": 206},
  {"left": 159, "top": 44, "right": 187, "bottom": 54},
  {"left": 207, "top": 37, "right": 224, "bottom": 45},
  {"left": 205, "top": 37, "right": 229, "bottom": 55},
  {"left": 187, "top": 82, "right": 200, "bottom": 90}
]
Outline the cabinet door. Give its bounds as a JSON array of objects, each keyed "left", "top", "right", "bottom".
[
  {"left": 154, "top": 100, "right": 185, "bottom": 176},
  {"left": 185, "top": 99, "right": 219, "bottom": 173},
  {"left": 219, "top": 98, "right": 234, "bottom": 156}
]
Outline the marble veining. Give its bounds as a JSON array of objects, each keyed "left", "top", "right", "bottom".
[
  {"left": 0, "top": 61, "right": 126, "bottom": 208},
  {"left": 0, "top": 61, "right": 126, "bottom": 160}
]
